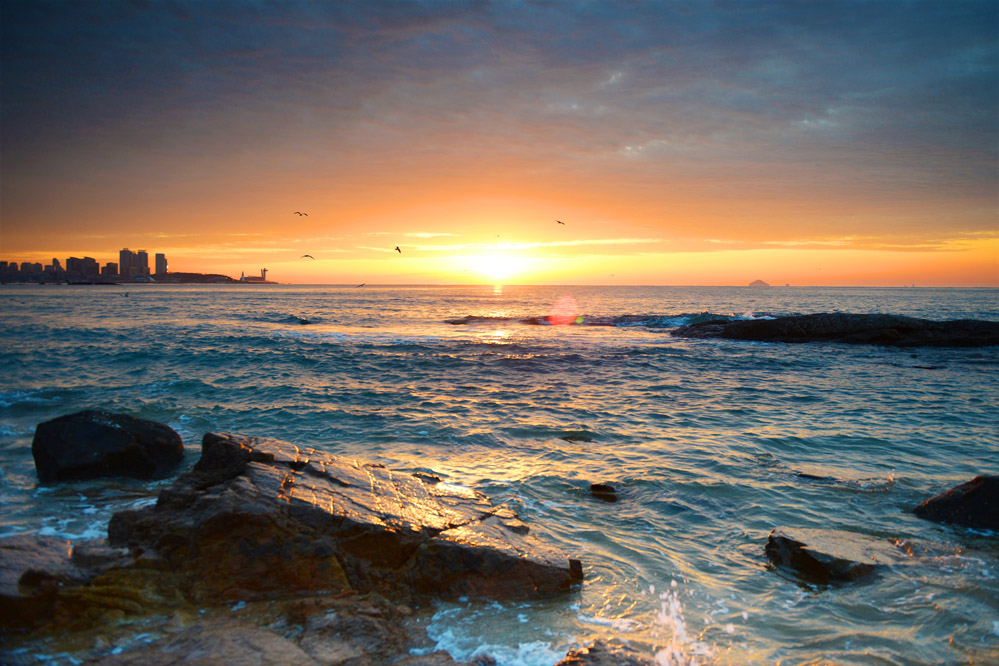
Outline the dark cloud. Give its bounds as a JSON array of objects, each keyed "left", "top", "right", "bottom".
[{"left": 2, "top": 0, "right": 996, "bottom": 226}]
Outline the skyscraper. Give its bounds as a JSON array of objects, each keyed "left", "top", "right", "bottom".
[
  {"left": 136, "top": 250, "right": 149, "bottom": 276},
  {"left": 119, "top": 248, "right": 135, "bottom": 278},
  {"left": 155, "top": 253, "right": 167, "bottom": 275}
]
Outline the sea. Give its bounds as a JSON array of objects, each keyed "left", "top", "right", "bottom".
[{"left": 1, "top": 284, "right": 997, "bottom": 665}]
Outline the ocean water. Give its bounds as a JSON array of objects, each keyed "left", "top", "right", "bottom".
[{"left": 1, "top": 284, "right": 997, "bottom": 665}]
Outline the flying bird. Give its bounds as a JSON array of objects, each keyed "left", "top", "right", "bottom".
[
  {"left": 301, "top": 254, "right": 315, "bottom": 260},
  {"left": 556, "top": 220, "right": 565, "bottom": 225},
  {"left": 394, "top": 246, "right": 402, "bottom": 253},
  {"left": 356, "top": 283, "right": 365, "bottom": 288},
  {"left": 294, "top": 211, "right": 308, "bottom": 216}
]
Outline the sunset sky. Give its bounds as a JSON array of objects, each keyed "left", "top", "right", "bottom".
[{"left": 1, "top": 0, "right": 996, "bottom": 286}]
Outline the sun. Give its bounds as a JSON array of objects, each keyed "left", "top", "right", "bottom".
[{"left": 471, "top": 253, "right": 528, "bottom": 283}]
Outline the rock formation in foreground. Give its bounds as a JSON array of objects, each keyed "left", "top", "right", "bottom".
[
  {"left": 671, "top": 313, "right": 999, "bottom": 347},
  {"left": 912, "top": 475, "right": 999, "bottom": 530},
  {"left": 108, "top": 432, "right": 582, "bottom": 603},
  {"left": 32, "top": 410, "right": 184, "bottom": 482}
]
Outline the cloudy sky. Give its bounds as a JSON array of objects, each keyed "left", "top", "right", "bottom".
[{"left": 2, "top": 0, "right": 996, "bottom": 285}]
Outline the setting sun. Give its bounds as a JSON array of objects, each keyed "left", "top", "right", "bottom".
[{"left": 469, "top": 252, "right": 532, "bottom": 284}]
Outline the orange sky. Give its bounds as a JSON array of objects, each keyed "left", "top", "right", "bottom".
[{"left": 2, "top": 1, "right": 997, "bottom": 286}]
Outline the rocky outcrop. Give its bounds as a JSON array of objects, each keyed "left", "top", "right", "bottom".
[
  {"left": 32, "top": 410, "right": 184, "bottom": 482},
  {"left": 671, "top": 313, "right": 999, "bottom": 347},
  {"left": 555, "top": 638, "right": 654, "bottom": 665},
  {"left": 912, "top": 475, "right": 999, "bottom": 530},
  {"left": 108, "top": 432, "right": 582, "bottom": 604},
  {"left": 0, "top": 534, "right": 138, "bottom": 632},
  {"left": 765, "top": 527, "right": 913, "bottom": 585}
]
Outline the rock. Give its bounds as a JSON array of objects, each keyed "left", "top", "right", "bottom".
[
  {"left": 83, "top": 618, "right": 321, "bottom": 666},
  {"left": 589, "top": 483, "right": 618, "bottom": 502},
  {"left": 32, "top": 410, "right": 184, "bottom": 482},
  {"left": 671, "top": 313, "right": 999, "bottom": 347},
  {"left": 0, "top": 534, "right": 173, "bottom": 634},
  {"left": 555, "top": 638, "right": 654, "bottom": 665},
  {"left": 765, "top": 527, "right": 913, "bottom": 585},
  {"left": 0, "top": 534, "right": 85, "bottom": 631},
  {"left": 748, "top": 279, "right": 770, "bottom": 287},
  {"left": 912, "top": 475, "right": 999, "bottom": 530},
  {"left": 108, "top": 432, "right": 583, "bottom": 603}
]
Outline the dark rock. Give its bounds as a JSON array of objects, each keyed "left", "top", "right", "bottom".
[
  {"left": 84, "top": 618, "right": 322, "bottom": 666},
  {"left": 589, "top": 483, "right": 618, "bottom": 502},
  {"left": 32, "top": 410, "right": 183, "bottom": 482},
  {"left": 0, "top": 534, "right": 170, "bottom": 634},
  {"left": 108, "top": 432, "right": 582, "bottom": 603},
  {"left": 672, "top": 313, "right": 999, "bottom": 347},
  {"left": 912, "top": 475, "right": 999, "bottom": 530},
  {"left": 765, "top": 527, "right": 913, "bottom": 585},
  {"left": 555, "top": 638, "right": 654, "bottom": 665},
  {"left": 0, "top": 534, "right": 86, "bottom": 631}
]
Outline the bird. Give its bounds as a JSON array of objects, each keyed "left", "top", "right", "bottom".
[
  {"left": 556, "top": 220, "right": 565, "bottom": 225},
  {"left": 301, "top": 254, "right": 315, "bottom": 260},
  {"left": 294, "top": 211, "right": 308, "bottom": 216},
  {"left": 356, "top": 283, "right": 365, "bottom": 288},
  {"left": 119, "top": 292, "right": 129, "bottom": 297},
  {"left": 394, "top": 246, "right": 402, "bottom": 253}
]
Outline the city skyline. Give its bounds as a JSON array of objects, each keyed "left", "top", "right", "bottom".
[
  {"left": 2, "top": 1, "right": 996, "bottom": 286},
  {"left": 1, "top": 247, "right": 169, "bottom": 282}
]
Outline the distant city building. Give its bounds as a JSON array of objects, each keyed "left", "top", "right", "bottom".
[
  {"left": 136, "top": 250, "right": 150, "bottom": 277},
  {"left": 155, "top": 253, "right": 167, "bottom": 275},
  {"left": 119, "top": 248, "right": 136, "bottom": 278},
  {"left": 101, "top": 262, "right": 118, "bottom": 277}
]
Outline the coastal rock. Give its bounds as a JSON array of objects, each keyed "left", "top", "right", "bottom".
[
  {"left": 912, "top": 475, "right": 999, "bottom": 530},
  {"left": 765, "top": 527, "right": 912, "bottom": 585},
  {"left": 671, "top": 313, "right": 999, "bottom": 347},
  {"left": 0, "top": 534, "right": 165, "bottom": 634},
  {"left": 108, "top": 432, "right": 582, "bottom": 603},
  {"left": 84, "top": 618, "right": 322, "bottom": 666},
  {"left": 32, "top": 410, "right": 183, "bottom": 482},
  {"left": 555, "top": 638, "right": 654, "bottom": 665},
  {"left": 0, "top": 534, "right": 85, "bottom": 631}
]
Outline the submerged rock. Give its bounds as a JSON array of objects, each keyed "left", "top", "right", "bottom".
[
  {"left": 912, "top": 475, "right": 999, "bottom": 530},
  {"left": 765, "top": 527, "right": 913, "bottom": 585},
  {"left": 671, "top": 313, "right": 999, "bottom": 347},
  {"left": 589, "top": 483, "right": 618, "bottom": 502},
  {"left": 555, "top": 638, "right": 654, "bottom": 665},
  {"left": 108, "top": 432, "right": 582, "bottom": 603},
  {"left": 32, "top": 410, "right": 183, "bottom": 482}
]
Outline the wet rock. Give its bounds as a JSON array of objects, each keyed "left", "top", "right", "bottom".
[
  {"left": 0, "top": 534, "right": 85, "bottom": 632},
  {"left": 912, "top": 475, "right": 999, "bottom": 530},
  {"left": 765, "top": 527, "right": 913, "bottom": 585},
  {"left": 672, "top": 313, "right": 999, "bottom": 347},
  {"left": 0, "top": 533, "right": 182, "bottom": 634},
  {"left": 108, "top": 432, "right": 582, "bottom": 603},
  {"left": 555, "top": 638, "right": 654, "bottom": 665},
  {"left": 32, "top": 410, "right": 183, "bottom": 482},
  {"left": 83, "top": 618, "right": 321, "bottom": 666},
  {"left": 589, "top": 483, "right": 618, "bottom": 502}
]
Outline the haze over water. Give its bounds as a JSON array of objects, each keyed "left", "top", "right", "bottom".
[{"left": 1, "top": 284, "right": 997, "bottom": 665}]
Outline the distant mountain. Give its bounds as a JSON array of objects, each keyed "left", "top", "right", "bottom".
[{"left": 749, "top": 279, "right": 770, "bottom": 287}]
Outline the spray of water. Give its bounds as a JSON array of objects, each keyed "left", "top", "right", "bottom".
[{"left": 649, "top": 581, "right": 715, "bottom": 666}]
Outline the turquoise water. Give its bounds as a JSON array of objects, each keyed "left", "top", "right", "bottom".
[{"left": 1, "top": 284, "right": 997, "bottom": 665}]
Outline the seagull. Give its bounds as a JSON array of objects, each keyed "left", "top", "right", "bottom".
[
  {"left": 356, "top": 283, "right": 365, "bottom": 288},
  {"left": 301, "top": 254, "right": 315, "bottom": 260},
  {"left": 394, "top": 246, "right": 402, "bottom": 253},
  {"left": 556, "top": 220, "right": 565, "bottom": 225},
  {"left": 294, "top": 211, "right": 308, "bottom": 216}
]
